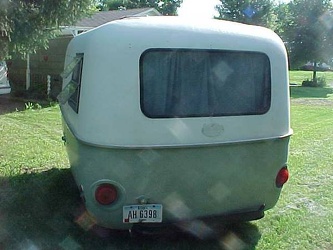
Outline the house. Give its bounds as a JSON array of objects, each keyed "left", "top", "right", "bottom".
[
  {"left": 8, "top": 8, "right": 161, "bottom": 99},
  {"left": 62, "top": 8, "right": 161, "bottom": 36}
]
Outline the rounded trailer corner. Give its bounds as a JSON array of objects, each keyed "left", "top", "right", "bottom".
[{"left": 59, "top": 16, "right": 291, "bottom": 230}]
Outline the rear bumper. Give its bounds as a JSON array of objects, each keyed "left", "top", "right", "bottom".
[
  {"left": 131, "top": 204, "right": 265, "bottom": 236},
  {"left": 136, "top": 204, "right": 265, "bottom": 227},
  {"left": 207, "top": 204, "right": 265, "bottom": 223}
]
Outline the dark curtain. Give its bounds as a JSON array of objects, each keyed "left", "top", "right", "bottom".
[{"left": 141, "top": 50, "right": 270, "bottom": 118}]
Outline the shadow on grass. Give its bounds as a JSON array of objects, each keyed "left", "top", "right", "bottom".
[
  {"left": 0, "top": 169, "right": 261, "bottom": 249},
  {"left": 290, "top": 86, "right": 333, "bottom": 99},
  {"left": 0, "top": 94, "right": 26, "bottom": 115}
]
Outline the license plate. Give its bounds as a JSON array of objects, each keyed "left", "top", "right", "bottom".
[{"left": 123, "top": 204, "right": 162, "bottom": 223}]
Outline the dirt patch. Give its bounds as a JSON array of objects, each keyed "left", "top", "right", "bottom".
[
  {"left": 291, "top": 98, "right": 333, "bottom": 106},
  {"left": 0, "top": 95, "right": 26, "bottom": 115}
]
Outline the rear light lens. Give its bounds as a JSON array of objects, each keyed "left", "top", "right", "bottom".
[
  {"left": 95, "top": 184, "right": 118, "bottom": 205},
  {"left": 276, "top": 167, "right": 289, "bottom": 188}
]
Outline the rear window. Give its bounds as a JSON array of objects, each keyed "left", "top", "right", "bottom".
[{"left": 140, "top": 49, "right": 271, "bottom": 118}]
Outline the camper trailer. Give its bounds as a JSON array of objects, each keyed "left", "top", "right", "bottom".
[{"left": 59, "top": 17, "right": 292, "bottom": 230}]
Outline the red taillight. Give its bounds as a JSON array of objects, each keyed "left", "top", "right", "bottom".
[
  {"left": 95, "top": 184, "right": 118, "bottom": 205},
  {"left": 276, "top": 167, "right": 289, "bottom": 188}
]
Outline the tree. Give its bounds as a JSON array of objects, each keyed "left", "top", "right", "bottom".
[
  {"left": 272, "top": 3, "right": 293, "bottom": 40},
  {"left": 282, "top": 0, "right": 333, "bottom": 82},
  {"left": 99, "top": 0, "right": 183, "bottom": 16},
  {"left": 0, "top": 0, "right": 97, "bottom": 60},
  {"left": 215, "top": 0, "right": 276, "bottom": 28}
]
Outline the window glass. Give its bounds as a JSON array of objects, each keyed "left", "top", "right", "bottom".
[
  {"left": 140, "top": 49, "right": 271, "bottom": 118},
  {"left": 60, "top": 55, "right": 83, "bottom": 79},
  {"left": 58, "top": 54, "right": 83, "bottom": 113}
]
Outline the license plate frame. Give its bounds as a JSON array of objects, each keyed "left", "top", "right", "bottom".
[{"left": 123, "top": 204, "right": 163, "bottom": 223}]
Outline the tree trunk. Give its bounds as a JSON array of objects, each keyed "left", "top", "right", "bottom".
[{"left": 313, "top": 61, "right": 317, "bottom": 84}]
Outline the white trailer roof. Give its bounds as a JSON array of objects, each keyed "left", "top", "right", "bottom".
[{"left": 60, "top": 17, "right": 291, "bottom": 148}]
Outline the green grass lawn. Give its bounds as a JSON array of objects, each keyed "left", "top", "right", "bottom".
[
  {"left": 290, "top": 86, "right": 333, "bottom": 99},
  {"left": 0, "top": 105, "right": 68, "bottom": 177},
  {"left": 289, "top": 70, "right": 333, "bottom": 100},
  {"left": 254, "top": 103, "right": 333, "bottom": 249},
  {"left": 0, "top": 73, "right": 332, "bottom": 249},
  {"left": 289, "top": 70, "right": 333, "bottom": 86}
]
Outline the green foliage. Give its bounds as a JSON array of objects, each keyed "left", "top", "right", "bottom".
[
  {"left": 280, "top": 0, "right": 333, "bottom": 68},
  {"left": 215, "top": 0, "right": 276, "bottom": 28},
  {"left": 214, "top": 0, "right": 333, "bottom": 71},
  {"left": 11, "top": 81, "right": 50, "bottom": 100},
  {"left": 24, "top": 102, "right": 43, "bottom": 111},
  {"left": 302, "top": 76, "right": 327, "bottom": 87},
  {"left": 272, "top": 3, "right": 293, "bottom": 39},
  {"left": 99, "top": 0, "right": 183, "bottom": 15},
  {"left": 0, "top": 0, "right": 98, "bottom": 59}
]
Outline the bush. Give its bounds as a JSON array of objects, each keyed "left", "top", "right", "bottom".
[
  {"left": 302, "top": 77, "right": 327, "bottom": 87},
  {"left": 11, "top": 82, "right": 55, "bottom": 100}
]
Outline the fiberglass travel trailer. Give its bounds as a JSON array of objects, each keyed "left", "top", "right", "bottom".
[{"left": 59, "top": 16, "right": 292, "bottom": 231}]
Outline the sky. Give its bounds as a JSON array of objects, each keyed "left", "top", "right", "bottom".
[{"left": 177, "top": 0, "right": 220, "bottom": 19}]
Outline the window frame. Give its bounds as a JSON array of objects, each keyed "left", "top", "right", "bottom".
[
  {"left": 139, "top": 48, "right": 271, "bottom": 119},
  {"left": 58, "top": 53, "right": 84, "bottom": 113}
]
